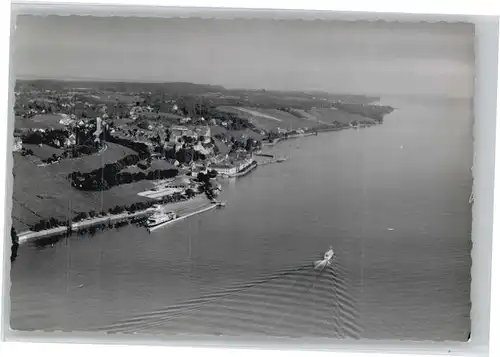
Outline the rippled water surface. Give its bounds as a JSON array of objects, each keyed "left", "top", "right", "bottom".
[{"left": 10, "top": 97, "right": 472, "bottom": 341}]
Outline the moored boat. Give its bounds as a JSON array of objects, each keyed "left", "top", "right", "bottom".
[{"left": 146, "top": 211, "right": 178, "bottom": 228}]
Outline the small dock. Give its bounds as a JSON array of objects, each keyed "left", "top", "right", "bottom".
[
  {"left": 257, "top": 156, "right": 289, "bottom": 166},
  {"left": 147, "top": 203, "right": 217, "bottom": 233}
]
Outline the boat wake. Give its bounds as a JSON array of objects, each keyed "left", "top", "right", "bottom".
[{"left": 91, "top": 256, "right": 361, "bottom": 339}]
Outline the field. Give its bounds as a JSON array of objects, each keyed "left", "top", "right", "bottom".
[
  {"left": 216, "top": 105, "right": 383, "bottom": 133},
  {"left": 12, "top": 153, "right": 158, "bottom": 231},
  {"left": 143, "top": 112, "right": 184, "bottom": 122},
  {"left": 213, "top": 138, "right": 230, "bottom": 156},
  {"left": 307, "top": 108, "right": 377, "bottom": 125},
  {"left": 81, "top": 92, "right": 141, "bottom": 105},
  {"left": 216, "top": 106, "right": 311, "bottom": 131},
  {"left": 51, "top": 142, "right": 137, "bottom": 174},
  {"left": 149, "top": 159, "right": 176, "bottom": 171},
  {"left": 11, "top": 142, "right": 155, "bottom": 231},
  {"left": 23, "top": 144, "right": 64, "bottom": 161},
  {"left": 209, "top": 125, "right": 229, "bottom": 136},
  {"left": 14, "top": 114, "right": 67, "bottom": 130}
]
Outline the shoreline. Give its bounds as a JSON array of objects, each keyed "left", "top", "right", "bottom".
[
  {"left": 17, "top": 195, "right": 212, "bottom": 244},
  {"left": 15, "top": 121, "right": 384, "bottom": 244},
  {"left": 260, "top": 122, "right": 377, "bottom": 148},
  {"left": 17, "top": 208, "right": 156, "bottom": 244}
]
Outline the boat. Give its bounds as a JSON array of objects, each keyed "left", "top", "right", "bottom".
[
  {"left": 211, "top": 200, "right": 226, "bottom": 208},
  {"left": 146, "top": 210, "right": 178, "bottom": 228},
  {"left": 324, "top": 246, "right": 334, "bottom": 261},
  {"left": 313, "top": 246, "right": 335, "bottom": 271}
]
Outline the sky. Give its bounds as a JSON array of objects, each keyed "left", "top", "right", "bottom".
[{"left": 13, "top": 15, "right": 475, "bottom": 98}]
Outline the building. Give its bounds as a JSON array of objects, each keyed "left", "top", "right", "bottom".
[
  {"left": 210, "top": 164, "right": 237, "bottom": 176},
  {"left": 93, "top": 117, "right": 103, "bottom": 143},
  {"left": 169, "top": 130, "right": 184, "bottom": 144},
  {"left": 169, "top": 125, "right": 198, "bottom": 144},
  {"left": 185, "top": 129, "right": 197, "bottom": 139},
  {"left": 58, "top": 114, "right": 75, "bottom": 126},
  {"left": 210, "top": 155, "right": 254, "bottom": 177},
  {"left": 13, "top": 137, "right": 22, "bottom": 152},
  {"left": 193, "top": 142, "right": 211, "bottom": 156},
  {"left": 65, "top": 133, "right": 77, "bottom": 147},
  {"left": 171, "top": 125, "right": 189, "bottom": 132},
  {"left": 129, "top": 106, "right": 143, "bottom": 120},
  {"left": 163, "top": 177, "right": 194, "bottom": 191},
  {"left": 194, "top": 126, "right": 211, "bottom": 144},
  {"left": 169, "top": 125, "right": 189, "bottom": 144}
]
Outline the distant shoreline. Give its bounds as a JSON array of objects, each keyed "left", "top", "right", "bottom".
[
  {"left": 12, "top": 80, "right": 395, "bottom": 246},
  {"left": 15, "top": 78, "right": 381, "bottom": 102}
]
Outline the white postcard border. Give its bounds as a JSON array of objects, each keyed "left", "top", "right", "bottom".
[{"left": 1, "top": 2, "right": 499, "bottom": 357}]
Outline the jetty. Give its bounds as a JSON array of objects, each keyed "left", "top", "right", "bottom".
[
  {"left": 148, "top": 203, "right": 217, "bottom": 233},
  {"left": 254, "top": 153, "right": 289, "bottom": 166}
]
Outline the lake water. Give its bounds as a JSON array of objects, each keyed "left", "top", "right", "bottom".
[{"left": 10, "top": 96, "right": 473, "bottom": 341}]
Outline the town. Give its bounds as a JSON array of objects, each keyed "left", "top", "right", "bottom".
[{"left": 11, "top": 80, "right": 394, "bottom": 247}]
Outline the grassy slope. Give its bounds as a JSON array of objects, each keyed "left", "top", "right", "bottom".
[
  {"left": 11, "top": 143, "right": 155, "bottom": 231},
  {"left": 216, "top": 106, "right": 378, "bottom": 132},
  {"left": 54, "top": 142, "right": 137, "bottom": 173}
]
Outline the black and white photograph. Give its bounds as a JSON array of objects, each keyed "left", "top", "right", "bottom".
[{"left": 9, "top": 15, "right": 474, "bottom": 342}]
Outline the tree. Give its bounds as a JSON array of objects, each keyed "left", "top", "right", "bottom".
[{"left": 207, "top": 169, "right": 218, "bottom": 179}]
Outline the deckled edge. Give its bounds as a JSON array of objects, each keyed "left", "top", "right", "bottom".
[
  {"left": 5, "top": 5, "right": 477, "bottom": 350},
  {"left": 12, "top": 4, "right": 479, "bottom": 24}
]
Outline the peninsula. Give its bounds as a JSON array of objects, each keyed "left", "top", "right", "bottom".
[{"left": 11, "top": 80, "right": 394, "bottom": 247}]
